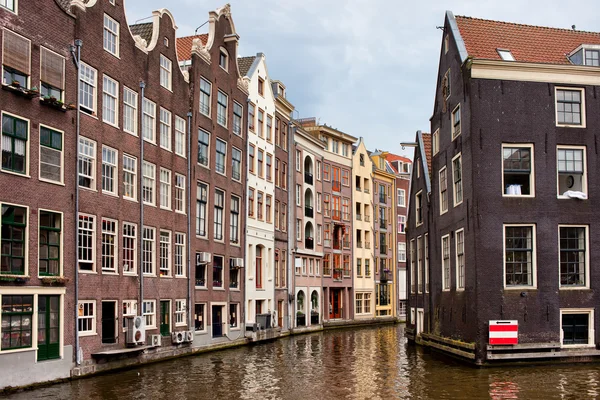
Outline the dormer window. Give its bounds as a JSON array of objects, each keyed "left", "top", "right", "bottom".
[
  {"left": 585, "top": 50, "right": 599, "bottom": 66},
  {"left": 219, "top": 48, "right": 228, "bottom": 71},
  {"left": 278, "top": 84, "right": 285, "bottom": 97},
  {"left": 569, "top": 46, "right": 600, "bottom": 66},
  {"left": 497, "top": 49, "right": 515, "bottom": 61},
  {"left": 164, "top": 37, "right": 169, "bottom": 47}
]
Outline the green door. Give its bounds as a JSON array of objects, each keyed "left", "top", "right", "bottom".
[
  {"left": 37, "top": 295, "right": 60, "bottom": 361},
  {"left": 160, "top": 300, "right": 170, "bottom": 336}
]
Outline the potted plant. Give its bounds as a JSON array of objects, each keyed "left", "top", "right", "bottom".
[
  {"left": 11, "top": 80, "right": 20, "bottom": 88},
  {"left": 40, "top": 276, "right": 69, "bottom": 286}
]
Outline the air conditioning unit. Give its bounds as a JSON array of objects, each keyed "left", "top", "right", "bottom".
[
  {"left": 196, "top": 252, "right": 211, "bottom": 265},
  {"left": 185, "top": 330, "right": 194, "bottom": 343},
  {"left": 231, "top": 258, "right": 244, "bottom": 269},
  {"left": 150, "top": 334, "right": 161, "bottom": 347},
  {"left": 126, "top": 316, "right": 146, "bottom": 345},
  {"left": 171, "top": 331, "right": 185, "bottom": 344}
]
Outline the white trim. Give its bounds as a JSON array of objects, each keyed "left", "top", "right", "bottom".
[
  {"left": 560, "top": 308, "right": 595, "bottom": 348},
  {"left": 503, "top": 224, "right": 537, "bottom": 290},
  {"left": 555, "top": 87, "right": 586, "bottom": 128},
  {"left": 441, "top": 234, "right": 450, "bottom": 291},
  {"left": 452, "top": 152, "right": 463, "bottom": 207},
  {"left": 455, "top": 228, "right": 465, "bottom": 291},
  {"left": 558, "top": 224, "right": 590, "bottom": 290},
  {"left": 556, "top": 145, "right": 587, "bottom": 199},
  {"left": 77, "top": 299, "right": 97, "bottom": 337},
  {"left": 38, "top": 123, "right": 64, "bottom": 185},
  {"left": 37, "top": 208, "right": 64, "bottom": 278},
  {"left": 451, "top": 104, "right": 461, "bottom": 140},
  {"left": 1, "top": 110, "right": 31, "bottom": 177},
  {"left": 439, "top": 167, "right": 448, "bottom": 215},
  {"left": 501, "top": 143, "right": 535, "bottom": 198}
]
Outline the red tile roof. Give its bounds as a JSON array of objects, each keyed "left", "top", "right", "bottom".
[
  {"left": 176, "top": 34, "right": 208, "bottom": 62},
  {"left": 455, "top": 16, "right": 600, "bottom": 64},
  {"left": 385, "top": 153, "right": 412, "bottom": 174}
]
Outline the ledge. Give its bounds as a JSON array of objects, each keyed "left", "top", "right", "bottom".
[{"left": 91, "top": 345, "right": 153, "bottom": 357}]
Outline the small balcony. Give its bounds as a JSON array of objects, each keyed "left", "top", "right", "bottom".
[
  {"left": 229, "top": 280, "right": 238, "bottom": 289},
  {"left": 356, "top": 213, "right": 362, "bottom": 221},
  {"left": 380, "top": 269, "right": 391, "bottom": 283},
  {"left": 331, "top": 210, "right": 341, "bottom": 221},
  {"left": 333, "top": 240, "right": 341, "bottom": 250},
  {"left": 323, "top": 265, "right": 331, "bottom": 276},
  {"left": 364, "top": 187, "right": 370, "bottom": 194},
  {"left": 355, "top": 186, "right": 361, "bottom": 192},
  {"left": 195, "top": 278, "right": 206, "bottom": 287},
  {"left": 304, "top": 172, "right": 313, "bottom": 185},
  {"left": 232, "top": 169, "right": 241, "bottom": 181},
  {"left": 380, "top": 244, "right": 388, "bottom": 254},
  {"left": 357, "top": 240, "right": 363, "bottom": 248},
  {"left": 379, "top": 193, "right": 386, "bottom": 203},
  {"left": 305, "top": 205, "right": 314, "bottom": 218},
  {"left": 364, "top": 215, "right": 370, "bottom": 222},
  {"left": 332, "top": 180, "right": 341, "bottom": 192},
  {"left": 343, "top": 240, "right": 350, "bottom": 249},
  {"left": 365, "top": 241, "right": 371, "bottom": 249},
  {"left": 324, "top": 239, "right": 331, "bottom": 248},
  {"left": 333, "top": 268, "right": 343, "bottom": 281},
  {"left": 305, "top": 237, "right": 314, "bottom": 250},
  {"left": 380, "top": 219, "right": 387, "bottom": 230},
  {"left": 343, "top": 212, "right": 350, "bottom": 221}
]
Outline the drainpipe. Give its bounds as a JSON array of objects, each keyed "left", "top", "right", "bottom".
[
  {"left": 139, "top": 81, "right": 146, "bottom": 313},
  {"left": 287, "top": 122, "right": 295, "bottom": 330},
  {"left": 186, "top": 111, "right": 192, "bottom": 328},
  {"left": 70, "top": 38, "right": 82, "bottom": 366}
]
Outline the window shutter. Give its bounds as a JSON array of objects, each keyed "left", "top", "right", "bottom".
[
  {"left": 3, "top": 29, "right": 31, "bottom": 75},
  {"left": 41, "top": 47, "right": 64, "bottom": 89}
]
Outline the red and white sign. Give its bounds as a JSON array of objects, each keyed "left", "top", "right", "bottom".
[{"left": 489, "top": 320, "right": 518, "bottom": 345}]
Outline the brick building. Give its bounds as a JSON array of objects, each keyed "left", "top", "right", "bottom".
[{"left": 407, "top": 12, "right": 600, "bottom": 364}]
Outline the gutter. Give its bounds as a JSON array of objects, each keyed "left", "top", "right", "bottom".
[
  {"left": 186, "top": 111, "right": 192, "bottom": 328},
  {"left": 139, "top": 81, "right": 146, "bottom": 316}
]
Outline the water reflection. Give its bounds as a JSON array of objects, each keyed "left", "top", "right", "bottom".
[{"left": 8, "top": 325, "right": 600, "bottom": 399}]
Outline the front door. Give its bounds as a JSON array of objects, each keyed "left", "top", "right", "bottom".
[
  {"left": 277, "top": 300, "right": 284, "bottom": 328},
  {"left": 37, "top": 295, "right": 60, "bottom": 361},
  {"left": 212, "top": 305, "right": 223, "bottom": 337},
  {"left": 329, "top": 290, "right": 341, "bottom": 319},
  {"left": 101, "top": 301, "right": 116, "bottom": 344},
  {"left": 160, "top": 300, "right": 170, "bottom": 336}
]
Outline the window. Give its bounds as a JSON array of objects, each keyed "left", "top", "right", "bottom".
[
  {"left": 258, "top": 77, "right": 264, "bottom": 96},
  {"left": 3, "top": 30, "right": 31, "bottom": 88},
  {"left": 497, "top": 49, "right": 515, "bottom": 61},
  {"left": 561, "top": 309, "right": 594, "bottom": 346},
  {"left": 453, "top": 154, "right": 462, "bottom": 206},
  {"left": 296, "top": 219, "right": 301, "bottom": 241},
  {"left": 142, "top": 98, "right": 156, "bottom": 143},
  {"left": 266, "top": 115, "right": 273, "bottom": 142},
  {"left": 560, "top": 226, "right": 588, "bottom": 288},
  {"left": 504, "top": 225, "right": 535, "bottom": 288},
  {"left": 556, "top": 88, "right": 584, "bottom": 126},
  {"left": 281, "top": 122, "right": 288, "bottom": 151},
  {"left": 213, "top": 255, "right": 223, "bottom": 288},
  {"left": 257, "top": 191, "right": 264, "bottom": 220},
  {"left": 174, "top": 173, "right": 185, "bottom": 213},
  {"left": 142, "top": 300, "right": 156, "bottom": 329},
  {"left": 257, "top": 109, "right": 264, "bottom": 137},
  {"left": 159, "top": 54, "right": 172, "bottom": 90},
  {"left": 174, "top": 232, "right": 185, "bottom": 277},
  {"left": 442, "top": 234, "right": 450, "bottom": 291},
  {"left": 233, "top": 101, "right": 243, "bottom": 136},
  {"left": 101, "top": 218, "right": 117, "bottom": 272},
  {"left": 503, "top": 144, "right": 533, "bottom": 196},
  {"left": 197, "top": 129, "right": 209, "bottom": 166},
  {"left": 425, "top": 233, "right": 429, "bottom": 292},
  {"left": 398, "top": 215, "right": 406, "bottom": 233},
  {"left": 159, "top": 168, "right": 171, "bottom": 209},
  {"left": 452, "top": 105, "right": 461, "bottom": 139},
  {"left": 199, "top": 77, "right": 211, "bottom": 117},
  {"left": 39, "top": 126, "right": 63, "bottom": 183},
  {"left": 275, "top": 201, "right": 280, "bottom": 230},
  {"left": 215, "top": 139, "right": 226, "bottom": 175},
  {"left": 2, "top": 113, "right": 28, "bottom": 175},
  {"left": 102, "top": 146, "right": 117, "bottom": 195},
  {"left": 78, "top": 214, "right": 95, "bottom": 271},
  {"left": 103, "top": 14, "right": 119, "bottom": 56},
  {"left": 342, "top": 169, "right": 350, "bottom": 186},
  {"left": 159, "top": 108, "right": 172, "bottom": 151},
  {"left": 78, "top": 137, "right": 96, "bottom": 189},
  {"left": 248, "top": 145, "right": 255, "bottom": 174},
  {"left": 219, "top": 49, "right": 228, "bottom": 71},
  {"left": 557, "top": 146, "right": 586, "bottom": 197},
  {"left": 248, "top": 188, "right": 254, "bottom": 218},
  {"left": 122, "top": 222, "right": 136, "bottom": 274},
  {"left": 439, "top": 166, "right": 447, "bottom": 214},
  {"left": 456, "top": 229, "right": 465, "bottom": 290},
  {"left": 122, "top": 300, "right": 137, "bottom": 330},
  {"left": 281, "top": 163, "right": 287, "bottom": 189},
  {"left": 296, "top": 185, "right": 301, "bottom": 206},
  {"left": 295, "top": 150, "right": 301, "bottom": 172},
  {"left": 142, "top": 227, "right": 155, "bottom": 275},
  {"left": 40, "top": 47, "right": 65, "bottom": 101},
  {"left": 194, "top": 304, "right": 206, "bottom": 331},
  {"left": 398, "top": 242, "right": 406, "bottom": 262},
  {"left": 123, "top": 87, "right": 138, "bottom": 135},
  {"left": 432, "top": 129, "right": 439, "bottom": 156},
  {"left": 196, "top": 183, "right": 208, "bottom": 236},
  {"left": 229, "top": 304, "right": 238, "bottom": 328},
  {"left": 0, "top": 0, "right": 16, "bottom": 13},
  {"left": 175, "top": 300, "right": 186, "bottom": 326},
  {"left": 248, "top": 103, "right": 255, "bottom": 132},
  {"left": 230, "top": 196, "right": 240, "bottom": 244},
  {"left": 79, "top": 62, "right": 97, "bottom": 114},
  {"left": 39, "top": 211, "right": 61, "bottom": 276},
  {"left": 397, "top": 189, "right": 405, "bottom": 207},
  {"left": 142, "top": 161, "right": 155, "bottom": 205},
  {"left": 281, "top": 206, "right": 287, "bottom": 232},
  {"left": 410, "top": 240, "right": 415, "bottom": 293},
  {"left": 159, "top": 230, "right": 171, "bottom": 277},
  {"left": 232, "top": 147, "right": 241, "bottom": 181},
  {"left": 123, "top": 154, "right": 137, "bottom": 200},
  {"left": 266, "top": 153, "right": 272, "bottom": 181},
  {"left": 217, "top": 91, "right": 228, "bottom": 127},
  {"left": 323, "top": 164, "right": 330, "bottom": 181},
  {"left": 214, "top": 189, "right": 224, "bottom": 240},
  {"left": 266, "top": 195, "right": 272, "bottom": 223},
  {"left": 102, "top": 75, "right": 118, "bottom": 125},
  {"left": 257, "top": 149, "right": 264, "bottom": 177},
  {"left": 175, "top": 116, "right": 186, "bottom": 157},
  {"left": 77, "top": 300, "right": 95, "bottom": 335},
  {"left": 2, "top": 295, "right": 36, "bottom": 352},
  {"left": 417, "top": 237, "right": 422, "bottom": 293},
  {"left": 585, "top": 49, "right": 600, "bottom": 66},
  {"left": 0, "top": 204, "right": 26, "bottom": 275},
  {"left": 317, "top": 193, "right": 322, "bottom": 213},
  {"left": 365, "top": 259, "right": 371, "bottom": 277}
]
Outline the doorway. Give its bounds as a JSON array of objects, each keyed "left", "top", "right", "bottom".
[
  {"left": 212, "top": 305, "right": 223, "bottom": 338},
  {"left": 329, "top": 289, "right": 342, "bottom": 319},
  {"left": 160, "top": 300, "right": 171, "bottom": 336},
  {"left": 101, "top": 301, "right": 117, "bottom": 344},
  {"left": 38, "top": 295, "right": 60, "bottom": 360},
  {"left": 277, "top": 300, "right": 284, "bottom": 328}
]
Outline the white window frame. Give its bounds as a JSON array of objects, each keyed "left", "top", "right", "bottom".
[
  {"left": 122, "top": 300, "right": 137, "bottom": 332},
  {"left": 159, "top": 54, "right": 172, "bottom": 91},
  {"left": 0, "top": 202, "right": 29, "bottom": 276},
  {"left": 555, "top": 87, "right": 586, "bottom": 128},
  {"left": 451, "top": 104, "right": 461, "bottom": 140},
  {"left": 142, "top": 227, "right": 155, "bottom": 276},
  {"left": 175, "top": 299, "right": 187, "bottom": 326},
  {"left": 560, "top": 308, "right": 595, "bottom": 348},
  {"left": 432, "top": 128, "right": 439, "bottom": 156},
  {"left": 217, "top": 90, "right": 228, "bottom": 128},
  {"left": 79, "top": 62, "right": 97, "bottom": 114},
  {"left": 122, "top": 222, "right": 137, "bottom": 275},
  {"left": 219, "top": 47, "right": 229, "bottom": 71},
  {"left": 558, "top": 225, "right": 589, "bottom": 290},
  {"left": 78, "top": 300, "right": 96, "bottom": 336},
  {"left": 159, "top": 108, "right": 172, "bottom": 151},
  {"left": 142, "top": 98, "right": 156, "bottom": 144},
  {"left": 503, "top": 224, "right": 537, "bottom": 290},
  {"left": 424, "top": 233, "right": 429, "bottom": 293},
  {"left": 174, "top": 116, "right": 186, "bottom": 157},
  {"left": 397, "top": 188, "right": 405, "bottom": 207},
  {"left": 102, "top": 145, "right": 118, "bottom": 195},
  {"left": 101, "top": 218, "right": 118, "bottom": 273},
  {"left": 557, "top": 145, "right": 587, "bottom": 199},
  {"left": 174, "top": 173, "right": 185, "bottom": 214},
  {"left": 439, "top": 167, "right": 448, "bottom": 215},
  {"left": 78, "top": 136, "right": 96, "bottom": 190},
  {"left": 452, "top": 153, "right": 463, "bottom": 206},
  {"left": 194, "top": 303, "right": 207, "bottom": 332},
  {"left": 415, "top": 190, "right": 423, "bottom": 227},
  {"left": 1, "top": 111, "right": 30, "bottom": 177},
  {"left": 502, "top": 143, "right": 535, "bottom": 198},
  {"left": 441, "top": 234, "right": 450, "bottom": 291},
  {"left": 38, "top": 124, "right": 64, "bottom": 185},
  {"left": 103, "top": 14, "right": 120, "bottom": 57},
  {"left": 215, "top": 138, "right": 227, "bottom": 176},
  {"left": 232, "top": 101, "right": 243, "bottom": 136},
  {"left": 174, "top": 232, "right": 186, "bottom": 277},
  {"left": 159, "top": 167, "right": 171, "bottom": 210},
  {"left": 417, "top": 236, "right": 422, "bottom": 294},
  {"left": 0, "top": 0, "right": 17, "bottom": 13},
  {"left": 159, "top": 230, "right": 171, "bottom": 277},
  {"left": 455, "top": 228, "right": 465, "bottom": 290},
  {"left": 199, "top": 77, "right": 211, "bottom": 117},
  {"left": 102, "top": 75, "right": 119, "bottom": 126},
  {"left": 122, "top": 86, "right": 138, "bottom": 136},
  {"left": 398, "top": 242, "right": 406, "bottom": 262},
  {"left": 410, "top": 239, "right": 415, "bottom": 293},
  {"left": 142, "top": 161, "right": 156, "bottom": 206},
  {"left": 142, "top": 300, "right": 156, "bottom": 329},
  {"left": 123, "top": 154, "right": 137, "bottom": 201},
  {"left": 78, "top": 213, "right": 95, "bottom": 272}
]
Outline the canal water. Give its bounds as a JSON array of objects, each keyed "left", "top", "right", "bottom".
[{"left": 5, "top": 324, "right": 600, "bottom": 399}]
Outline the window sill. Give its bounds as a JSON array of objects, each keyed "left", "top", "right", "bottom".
[
  {"left": 160, "top": 146, "right": 173, "bottom": 153},
  {"left": 174, "top": 275, "right": 187, "bottom": 279},
  {"left": 102, "top": 120, "right": 120, "bottom": 129},
  {"left": 0, "top": 347, "right": 35, "bottom": 355},
  {"left": 195, "top": 330, "right": 208, "bottom": 334},
  {"left": 123, "top": 130, "right": 138, "bottom": 137},
  {"left": 559, "top": 286, "right": 591, "bottom": 291},
  {"left": 39, "top": 178, "right": 65, "bottom": 186},
  {"left": 103, "top": 191, "right": 119, "bottom": 198},
  {"left": 123, "top": 272, "right": 138, "bottom": 276},
  {"left": 502, "top": 194, "right": 535, "bottom": 198},
  {"left": 101, "top": 271, "right": 119, "bottom": 275},
  {"left": 78, "top": 270, "right": 97, "bottom": 274},
  {"left": 143, "top": 274, "right": 157, "bottom": 278},
  {"left": 504, "top": 286, "right": 537, "bottom": 290},
  {"left": 160, "top": 206, "right": 172, "bottom": 211},
  {"left": 123, "top": 197, "right": 138, "bottom": 203},
  {"left": 1, "top": 169, "right": 30, "bottom": 179},
  {"left": 142, "top": 138, "right": 157, "bottom": 146},
  {"left": 213, "top": 287, "right": 225, "bottom": 291},
  {"left": 194, "top": 286, "right": 208, "bottom": 290},
  {"left": 556, "top": 123, "right": 586, "bottom": 129},
  {"left": 78, "top": 332, "right": 97, "bottom": 337},
  {"left": 79, "top": 186, "right": 98, "bottom": 193},
  {"left": 80, "top": 110, "right": 98, "bottom": 120}
]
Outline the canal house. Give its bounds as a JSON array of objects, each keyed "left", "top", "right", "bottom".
[{"left": 407, "top": 11, "right": 600, "bottom": 363}]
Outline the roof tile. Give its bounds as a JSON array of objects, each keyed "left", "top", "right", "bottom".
[
  {"left": 237, "top": 56, "right": 256, "bottom": 77},
  {"left": 175, "top": 34, "right": 209, "bottom": 62}
]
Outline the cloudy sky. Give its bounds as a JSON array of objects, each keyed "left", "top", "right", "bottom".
[{"left": 125, "top": 0, "right": 599, "bottom": 158}]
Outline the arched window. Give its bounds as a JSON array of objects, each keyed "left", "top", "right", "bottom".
[
  {"left": 256, "top": 245, "right": 263, "bottom": 288},
  {"left": 297, "top": 290, "right": 305, "bottom": 314},
  {"left": 311, "top": 290, "right": 319, "bottom": 312}
]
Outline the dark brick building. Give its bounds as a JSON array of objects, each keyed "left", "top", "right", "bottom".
[{"left": 407, "top": 11, "right": 600, "bottom": 364}]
